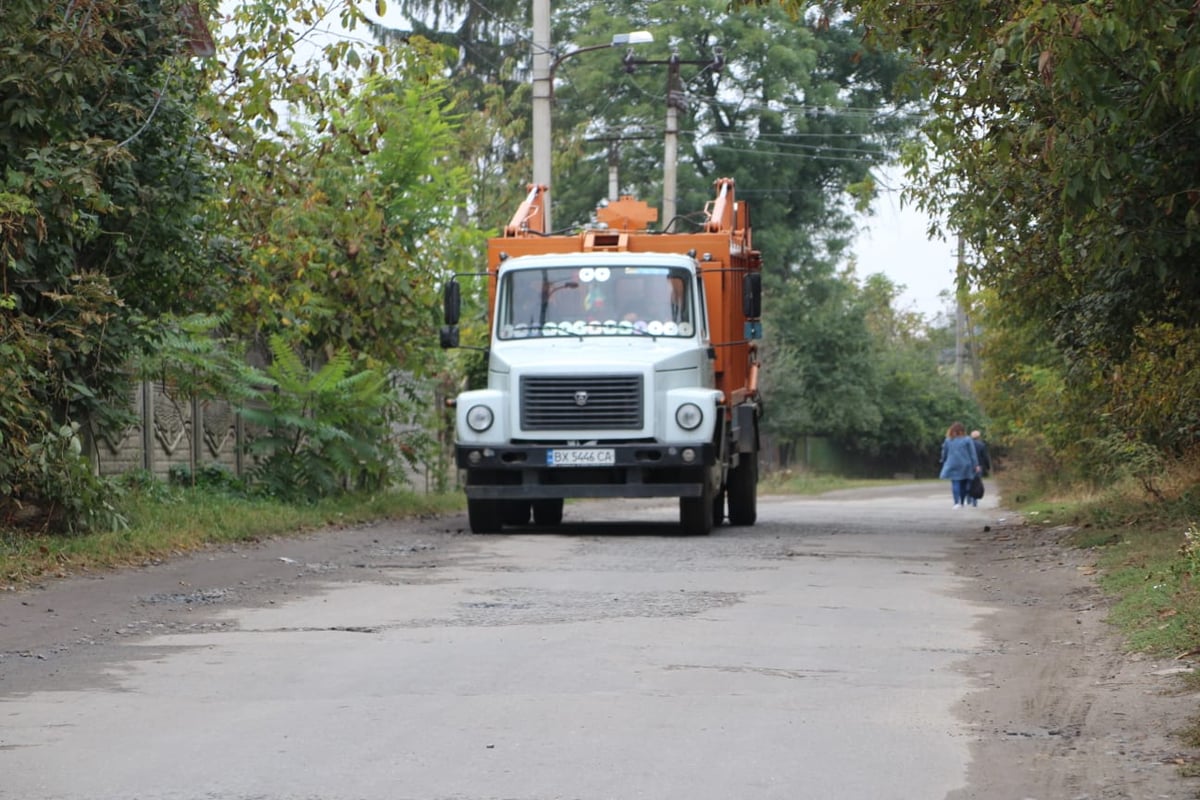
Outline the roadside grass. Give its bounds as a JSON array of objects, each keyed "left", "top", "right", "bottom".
[
  {"left": 997, "top": 460, "right": 1200, "bottom": 659},
  {"left": 758, "top": 470, "right": 898, "bottom": 495},
  {"left": 1, "top": 487, "right": 464, "bottom": 592}
]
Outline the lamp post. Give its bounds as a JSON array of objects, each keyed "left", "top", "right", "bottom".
[
  {"left": 530, "top": 19, "right": 652, "bottom": 232},
  {"left": 622, "top": 47, "right": 724, "bottom": 230}
]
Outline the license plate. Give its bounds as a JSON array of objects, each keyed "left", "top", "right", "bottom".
[{"left": 547, "top": 448, "right": 616, "bottom": 467}]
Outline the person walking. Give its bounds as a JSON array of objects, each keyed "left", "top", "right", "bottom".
[
  {"left": 967, "top": 430, "right": 992, "bottom": 507},
  {"left": 940, "top": 422, "right": 980, "bottom": 509},
  {"left": 970, "top": 430, "right": 992, "bottom": 476}
]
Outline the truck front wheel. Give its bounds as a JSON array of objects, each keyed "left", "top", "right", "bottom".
[
  {"left": 727, "top": 454, "right": 758, "bottom": 526},
  {"left": 468, "top": 499, "right": 502, "bottom": 534}
]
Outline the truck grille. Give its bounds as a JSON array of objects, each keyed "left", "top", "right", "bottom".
[{"left": 520, "top": 375, "right": 643, "bottom": 431}]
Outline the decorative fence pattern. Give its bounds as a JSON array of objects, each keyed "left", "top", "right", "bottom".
[
  {"left": 89, "top": 380, "right": 446, "bottom": 492},
  {"left": 91, "top": 382, "right": 242, "bottom": 479}
]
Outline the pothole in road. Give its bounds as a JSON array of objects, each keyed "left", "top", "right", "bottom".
[
  {"left": 406, "top": 587, "right": 744, "bottom": 627},
  {"left": 139, "top": 588, "right": 239, "bottom": 606}
]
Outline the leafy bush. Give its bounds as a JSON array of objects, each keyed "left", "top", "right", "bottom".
[
  {"left": 168, "top": 463, "right": 248, "bottom": 496},
  {"left": 1, "top": 308, "right": 126, "bottom": 534},
  {"left": 239, "top": 335, "right": 396, "bottom": 502},
  {"left": 25, "top": 423, "right": 126, "bottom": 534}
]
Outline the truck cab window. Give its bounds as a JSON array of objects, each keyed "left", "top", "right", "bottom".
[{"left": 498, "top": 266, "right": 695, "bottom": 339}]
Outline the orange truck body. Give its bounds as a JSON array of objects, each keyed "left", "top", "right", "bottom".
[{"left": 487, "top": 178, "right": 762, "bottom": 410}]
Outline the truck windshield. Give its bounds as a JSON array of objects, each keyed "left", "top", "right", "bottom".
[{"left": 497, "top": 265, "right": 695, "bottom": 340}]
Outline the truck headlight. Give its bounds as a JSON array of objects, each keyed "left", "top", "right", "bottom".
[
  {"left": 675, "top": 402, "right": 703, "bottom": 431},
  {"left": 466, "top": 404, "right": 495, "bottom": 432}
]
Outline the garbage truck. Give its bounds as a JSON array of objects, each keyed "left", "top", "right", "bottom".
[{"left": 440, "top": 177, "right": 762, "bottom": 535}]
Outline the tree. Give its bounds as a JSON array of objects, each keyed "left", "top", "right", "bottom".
[
  {"left": 203, "top": 3, "right": 482, "bottom": 361},
  {"left": 196, "top": 2, "right": 488, "bottom": 493},
  {"left": 762, "top": 267, "right": 978, "bottom": 473},
  {"left": 1, "top": 0, "right": 211, "bottom": 530},
  {"left": 840, "top": 0, "right": 1200, "bottom": 468}
]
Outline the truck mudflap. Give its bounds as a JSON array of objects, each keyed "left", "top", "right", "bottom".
[{"left": 456, "top": 442, "right": 718, "bottom": 500}]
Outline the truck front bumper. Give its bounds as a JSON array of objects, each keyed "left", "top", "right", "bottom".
[{"left": 455, "top": 442, "right": 717, "bottom": 500}]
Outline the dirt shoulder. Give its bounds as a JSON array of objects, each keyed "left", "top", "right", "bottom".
[{"left": 950, "top": 517, "right": 1200, "bottom": 799}]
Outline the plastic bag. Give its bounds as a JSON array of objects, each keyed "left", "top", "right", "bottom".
[{"left": 968, "top": 475, "right": 985, "bottom": 500}]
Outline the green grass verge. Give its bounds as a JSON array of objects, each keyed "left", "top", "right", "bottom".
[
  {"left": 1002, "top": 472, "right": 1200, "bottom": 659},
  {"left": 1091, "top": 525, "right": 1200, "bottom": 656},
  {"left": 1, "top": 487, "right": 465, "bottom": 591},
  {"left": 758, "top": 471, "right": 898, "bottom": 495}
]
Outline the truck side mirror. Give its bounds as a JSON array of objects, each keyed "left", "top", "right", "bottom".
[
  {"left": 443, "top": 279, "right": 462, "bottom": 326},
  {"left": 439, "top": 325, "right": 460, "bottom": 349},
  {"left": 742, "top": 272, "right": 761, "bottom": 318}
]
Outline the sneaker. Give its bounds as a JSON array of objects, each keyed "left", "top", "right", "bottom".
[{"left": 952, "top": 503, "right": 961, "bottom": 509}]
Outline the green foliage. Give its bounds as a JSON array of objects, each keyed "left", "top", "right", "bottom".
[
  {"left": 547, "top": 1, "right": 918, "bottom": 268},
  {"left": 762, "top": 267, "right": 980, "bottom": 470},
  {"left": 197, "top": 1, "right": 485, "bottom": 493},
  {"left": 843, "top": 0, "right": 1200, "bottom": 478},
  {"left": 169, "top": 462, "right": 248, "bottom": 496},
  {"left": 116, "top": 468, "right": 177, "bottom": 504},
  {"left": 0, "top": 1, "right": 212, "bottom": 532},
  {"left": 1, "top": 0, "right": 213, "bottom": 318},
  {"left": 202, "top": 6, "right": 481, "bottom": 372},
  {"left": 0, "top": 273, "right": 139, "bottom": 532},
  {"left": 134, "top": 312, "right": 260, "bottom": 404},
  {"left": 25, "top": 423, "right": 127, "bottom": 535},
  {"left": 239, "top": 335, "right": 396, "bottom": 502},
  {"left": 387, "top": 0, "right": 918, "bottom": 263}
]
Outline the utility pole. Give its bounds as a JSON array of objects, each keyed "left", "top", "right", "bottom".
[
  {"left": 624, "top": 47, "right": 723, "bottom": 230},
  {"left": 586, "top": 132, "right": 657, "bottom": 201},
  {"left": 530, "top": 0, "right": 552, "bottom": 230},
  {"left": 607, "top": 140, "right": 620, "bottom": 200},
  {"left": 663, "top": 53, "right": 681, "bottom": 228},
  {"left": 529, "top": 0, "right": 651, "bottom": 233},
  {"left": 955, "top": 235, "right": 967, "bottom": 393}
]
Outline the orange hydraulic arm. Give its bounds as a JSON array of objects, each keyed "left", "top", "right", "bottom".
[
  {"left": 704, "top": 177, "right": 735, "bottom": 233},
  {"left": 504, "top": 184, "right": 548, "bottom": 237}
]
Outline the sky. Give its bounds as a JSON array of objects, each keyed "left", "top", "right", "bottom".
[{"left": 852, "top": 178, "right": 959, "bottom": 321}]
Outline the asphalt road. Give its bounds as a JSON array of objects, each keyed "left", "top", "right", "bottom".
[{"left": 0, "top": 483, "right": 1054, "bottom": 799}]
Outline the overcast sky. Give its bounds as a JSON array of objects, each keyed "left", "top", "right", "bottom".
[{"left": 853, "top": 178, "right": 958, "bottom": 321}]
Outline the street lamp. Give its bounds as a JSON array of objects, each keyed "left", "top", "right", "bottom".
[{"left": 530, "top": 25, "right": 653, "bottom": 233}]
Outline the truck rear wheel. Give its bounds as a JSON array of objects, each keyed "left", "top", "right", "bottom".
[
  {"left": 532, "top": 498, "right": 564, "bottom": 526},
  {"left": 679, "top": 482, "right": 714, "bottom": 536},
  {"left": 727, "top": 454, "right": 758, "bottom": 526},
  {"left": 467, "top": 499, "right": 502, "bottom": 534}
]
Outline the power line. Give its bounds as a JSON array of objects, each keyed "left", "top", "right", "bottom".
[{"left": 689, "top": 131, "right": 890, "bottom": 157}]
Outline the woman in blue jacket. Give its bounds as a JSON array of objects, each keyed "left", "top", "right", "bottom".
[{"left": 939, "top": 421, "right": 981, "bottom": 508}]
